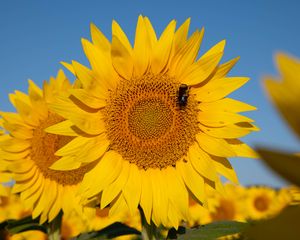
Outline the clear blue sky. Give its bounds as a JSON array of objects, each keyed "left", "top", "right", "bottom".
[{"left": 1, "top": 0, "right": 299, "bottom": 187}]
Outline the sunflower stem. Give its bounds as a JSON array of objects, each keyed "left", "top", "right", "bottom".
[
  {"left": 139, "top": 207, "right": 158, "bottom": 240},
  {"left": 48, "top": 212, "right": 62, "bottom": 240}
]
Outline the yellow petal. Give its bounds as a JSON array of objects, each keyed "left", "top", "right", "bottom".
[
  {"left": 45, "top": 120, "right": 77, "bottom": 137},
  {"left": 90, "top": 23, "right": 110, "bottom": 53},
  {"left": 197, "top": 111, "right": 254, "bottom": 127},
  {"left": 50, "top": 156, "right": 81, "bottom": 171},
  {"left": 173, "top": 18, "right": 191, "bottom": 53},
  {"left": 3, "top": 121, "right": 33, "bottom": 139},
  {"left": 48, "top": 184, "right": 63, "bottom": 222},
  {"left": 60, "top": 61, "right": 75, "bottom": 75},
  {"left": 171, "top": 29, "right": 204, "bottom": 77},
  {"left": 140, "top": 169, "right": 153, "bottom": 224},
  {"left": 165, "top": 167, "right": 189, "bottom": 220},
  {"left": 212, "top": 57, "right": 240, "bottom": 80},
  {"left": 101, "top": 160, "right": 129, "bottom": 208},
  {"left": 109, "top": 194, "right": 129, "bottom": 217},
  {"left": 188, "top": 143, "right": 217, "bottom": 181},
  {"left": 122, "top": 164, "right": 142, "bottom": 215},
  {"left": 177, "top": 160, "right": 206, "bottom": 204},
  {"left": 80, "top": 151, "right": 122, "bottom": 198},
  {"left": 112, "top": 20, "right": 132, "bottom": 54},
  {"left": 196, "top": 132, "right": 236, "bottom": 157},
  {"left": 133, "top": 15, "right": 150, "bottom": 77},
  {"left": 151, "top": 20, "right": 176, "bottom": 74},
  {"left": 28, "top": 80, "right": 48, "bottom": 119},
  {"left": 226, "top": 139, "right": 258, "bottom": 158},
  {"left": 181, "top": 52, "right": 223, "bottom": 86},
  {"left": 194, "top": 77, "right": 250, "bottom": 102},
  {"left": 55, "top": 136, "right": 90, "bottom": 157},
  {"left": 69, "top": 89, "right": 107, "bottom": 109},
  {"left": 150, "top": 169, "right": 169, "bottom": 226},
  {"left": 198, "top": 98, "right": 256, "bottom": 113},
  {"left": 143, "top": 17, "right": 157, "bottom": 49},
  {"left": 111, "top": 35, "right": 134, "bottom": 80},
  {"left": 32, "top": 178, "right": 51, "bottom": 219},
  {"left": 199, "top": 124, "right": 253, "bottom": 139},
  {"left": 212, "top": 156, "right": 238, "bottom": 184},
  {"left": 81, "top": 39, "right": 118, "bottom": 89}
]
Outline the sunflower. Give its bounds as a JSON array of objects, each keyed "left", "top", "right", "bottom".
[
  {"left": 0, "top": 120, "right": 11, "bottom": 198},
  {"left": 0, "top": 70, "right": 96, "bottom": 223},
  {"left": 245, "top": 186, "right": 279, "bottom": 220},
  {"left": 49, "top": 16, "right": 258, "bottom": 228},
  {"left": 209, "top": 183, "right": 246, "bottom": 222}
]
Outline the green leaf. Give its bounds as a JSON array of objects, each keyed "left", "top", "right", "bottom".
[
  {"left": 74, "top": 222, "right": 141, "bottom": 240},
  {"left": 174, "top": 221, "right": 248, "bottom": 240},
  {"left": 6, "top": 216, "right": 47, "bottom": 234}
]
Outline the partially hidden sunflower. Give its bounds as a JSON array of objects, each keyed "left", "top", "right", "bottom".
[
  {"left": 48, "top": 16, "right": 258, "bottom": 228},
  {"left": 0, "top": 120, "right": 11, "bottom": 198},
  {"left": 0, "top": 70, "right": 96, "bottom": 223}
]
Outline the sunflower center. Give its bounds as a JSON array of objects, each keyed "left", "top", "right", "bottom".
[
  {"left": 105, "top": 72, "right": 199, "bottom": 170},
  {"left": 30, "top": 112, "right": 94, "bottom": 185},
  {"left": 254, "top": 195, "right": 270, "bottom": 212},
  {"left": 128, "top": 99, "right": 173, "bottom": 140}
]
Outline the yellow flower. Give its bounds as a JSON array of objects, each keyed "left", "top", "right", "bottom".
[
  {"left": 209, "top": 183, "right": 246, "bottom": 222},
  {"left": 0, "top": 120, "right": 11, "bottom": 197},
  {"left": 0, "top": 70, "right": 96, "bottom": 223},
  {"left": 49, "top": 16, "right": 257, "bottom": 228},
  {"left": 245, "top": 186, "right": 281, "bottom": 220}
]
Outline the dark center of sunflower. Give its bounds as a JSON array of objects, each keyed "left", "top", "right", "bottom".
[
  {"left": 105, "top": 72, "right": 199, "bottom": 170},
  {"left": 31, "top": 112, "right": 95, "bottom": 185},
  {"left": 254, "top": 195, "right": 270, "bottom": 212}
]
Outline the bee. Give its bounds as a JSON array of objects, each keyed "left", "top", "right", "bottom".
[{"left": 177, "top": 84, "right": 189, "bottom": 108}]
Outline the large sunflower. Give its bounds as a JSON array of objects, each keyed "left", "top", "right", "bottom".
[
  {"left": 49, "top": 16, "right": 258, "bottom": 228},
  {"left": 0, "top": 70, "right": 96, "bottom": 223}
]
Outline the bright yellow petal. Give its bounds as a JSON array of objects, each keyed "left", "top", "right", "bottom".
[
  {"left": 101, "top": 160, "right": 129, "bottom": 208},
  {"left": 188, "top": 143, "right": 217, "bottom": 181},
  {"left": 197, "top": 111, "right": 254, "bottom": 127},
  {"left": 226, "top": 139, "right": 258, "bottom": 158},
  {"left": 133, "top": 15, "right": 150, "bottom": 77},
  {"left": 122, "top": 164, "right": 142, "bottom": 215},
  {"left": 151, "top": 20, "right": 176, "bottom": 74},
  {"left": 140, "top": 169, "right": 153, "bottom": 224},
  {"left": 198, "top": 98, "right": 256, "bottom": 113},
  {"left": 196, "top": 132, "right": 236, "bottom": 157},
  {"left": 212, "top": 156, "right": 238, "bottom": 184},
  {"left": 193, "top": 77, "right": 250, "bottom": 102},
  {"left": 45, "top": 120, "right": 77, "bottom": 137},
  {"left": 111, "top": 35, "right": 134, "bottom": 80},
  {"left": 80, "top": 151, "right": 123, "bottom": 198},
  {"left": 90, "top": 23, "right": 110, "bottom": 53},
  {"left": 177, "top": 160, "right": 206, "bottom": 204}
]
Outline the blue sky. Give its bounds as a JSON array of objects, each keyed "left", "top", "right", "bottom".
[{"left": 0, "top": 0, "right": 299, "bottom": 187}]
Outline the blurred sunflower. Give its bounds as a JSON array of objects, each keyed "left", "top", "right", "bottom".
[
  {"left": 49, "top": 16, "right": 258, "bottom": 227},
  {"left": 245, "top": 186, "right": 279, "bottom": 220},
  {"left": 0, "top": 120, "right": 11, "bottom": 198},
  {"left": 209, "top": 183, "right": 246, "bottom": 222},
  {"left": 0, "top": 70, "right": 96, "bottom": 223}
]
